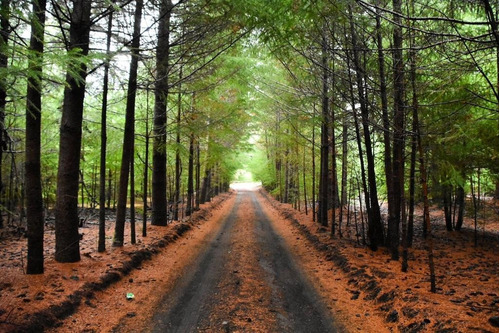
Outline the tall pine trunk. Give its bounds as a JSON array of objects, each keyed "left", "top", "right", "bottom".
[
  {"left": 0, "top": 0, "right": 11, "bottom": 229},
  {"left": 26, "top": 0, "right": 46, "bottom": 274},
  {"left": 376, "top": 3, "right": 393, "bottom": 221},
  {"left": 339, "top": 106, "right": 348, "bottom": 229},
  {"left": 55, "top": 0, "right": 91, "bottom": 263},
  {"left": 152, "top": 0, "right": 172, "bottom": 226},
  {"left": 349, "top": 6, "right": 384, "bottom": 250},
  {"left": 186, "top": 132, "right": 194, "bottom": 216},
  {"left": 388, "top": 0, "right": 406, "bottom": 260},
  {"left": 174, "top": 66, "right": 182, "bottom": 221},
  {"left": 98, "top": 6, "right": 113, "bottom": 253},
  {"left": 114, "top": 0, "right": 143, "bottom": 246},
  {"left": 318, "top": 32, "right": 329, "bottom": 228},
  {"left": 142, "top": 101, "right": 149, "bottom": 237}
]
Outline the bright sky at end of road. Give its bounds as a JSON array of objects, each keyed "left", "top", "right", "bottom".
[{"left": 230, "top": 182, "right": 262, "bottom": 191}]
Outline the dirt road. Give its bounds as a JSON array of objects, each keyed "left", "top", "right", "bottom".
[{"left": 147, "top": 190, "right": 341, "bottom": 332}]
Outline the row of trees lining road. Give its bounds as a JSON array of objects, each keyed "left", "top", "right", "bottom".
[
  {"left": 0, "top": 0, "right": 497, "bottom": 281},
  {"left": 2, "top": 0, "right": 252, "bottom": 273},
  {"left": 243, "top": 0, "right": 497, "bottom": 290}
]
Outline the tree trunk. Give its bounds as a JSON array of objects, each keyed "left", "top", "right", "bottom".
[
  {"left": 0, "top": 0, "right": 11, "bottom": 229},
  {"left": 152, "top": 0, "right": 172, "bottom": 226},
  {"left": 26, "top": 0, "right": 46, "bottom": 274},
  {"left": 388, "top": 0, "right": 406, "bottom": 260},
  {"left": 302, "top": 145, "right": 308, "bottom": 216},
  {"left": 195, "top": 139, "right": 200, "bottom": 210},
  {"left": 98, "top": 6, "right": 113, "bottom": 253},
  {"left": 407, "top": 15, "right": 418, "bottom": 247},
  {"left": 414, "top": 80, "right": 436, "bottom": 292},
  {"left": 55, "top": 0, "right": 91, "bottom": 263},
  {"left": 142, "top": 101, "right": 149, "bottom": 237},
  {"left": 186, "top": 132, "right": 194, "bottom": 216},
  {"left": 130, "top": 149, "right": 136, "bottom": 244},
  {"left": 349, "top": 6, "right": 384, "bottom": 250},
  {"left": 454, "top": 184, "right": 465, "bottom": 231},
  {"left": 114, "top": 0, "right": 143, "bottom": 245},
  {"left": 443, "top": 184, "right": 453, "bottom": 231},
  {"left": 346, "top": 37, "right": 370, "bottom": 248},
  {"left": 375, "top": 2, "right": 393, "bottom": 225},
  {"left": 174, "top": 66, "right": 182, "bottom": 221},
  {"left": 330, "top": 78, "right": 338, "bottom": 237},
  {"left": 339, "top": 107, "right": 348, "bottom": 236},
  {"left": 318, "top": 31, "right": 329, "bottom": 228},
  {"left": 311, "top": 112, "right": 316, "bottom": 222},
  {"left": 200, "top": 167, "right": 211, "bottom": 204}
]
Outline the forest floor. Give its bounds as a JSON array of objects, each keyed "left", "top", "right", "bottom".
[{"left": 0, "top": 184, "right": 498, "bottom": 332}]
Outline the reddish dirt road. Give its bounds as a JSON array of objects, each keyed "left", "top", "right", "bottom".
[
  {"left": 5, "top": 185, "right": 493, "bottom": 332},
  {"left": 145, "top": 190, "right": 340, "bottom": 332}
]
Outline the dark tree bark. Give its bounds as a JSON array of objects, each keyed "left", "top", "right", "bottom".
[
  {"left": 407, "top": 8, "right": 419, "bottom": 247},
  {"left": 26, "top": 0, "right": 46, "bottom": 274},
  {"left": 114, "top": 0, "right": 143, "bottom": 245},
  {"left": 454, "top": 184, "right": 465, "bottom": 231},
  {"left": 349, "top": 6, "right": 384, "bottom": 250},
  {"left": 302, "top": 145, "right": 308, "bottom": 216},
  {"left": 151, "top": 0, "right": 173, "bottom": 226},
  {"left": 339, "top": 108, "right": 348, "bottom": 235},
  {"left": 375, "top": 3, "right": 393, "bottom": 218},
  {"left": 186, "top": 132, "right": 194, "bottom": 216},
  {"left": 312, "top": 117, "right": 316, "bottom": 223},
  {"left": 415, "top": 85, "right": 436, "bottom": 293},
  {"left": 443, "top": 184, "right": 453, "bottom": 231},
  {"left": 388, "top": 0, "right": 406, "bottom": 260},
  {"left": 174, "top": 66, "right": 182, "bottom": 221},
  {"left": 142, "top": 104, "right": 149, "bottom": 237},
  {"left": 318, "top": 32, "right": 329, "bottom": 228},
  {"left": 0, "top": 0, "right": 11, "bottom": 229},
  {"left": 130, "top": 149, "right": 136, "bottom": 244},
  {"left": 195, "top": 139, "right": 200, "bottom": 210},
  {"left": 98, "top": 5, "right": 113, "bottom": 253},
  {"left": 200, "top": 167, "right": 211, "bottom": 204},
  {"left": 345, "top": 38, "right": 370, "bottom": 248},
  {"left": 55, "top": 0, "right": 92, "bottom": 263},
  {"left": 330, "top": 68, "right": 338, "bottom": 237}
]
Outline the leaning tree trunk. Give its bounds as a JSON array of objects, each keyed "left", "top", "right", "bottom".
[
  {"left": 98, "top": 5, "right": 113, "bottom": 253},
  {"left": 54, "top": 0, "right": 91, "bottom": 263},
  {"left": 26, "top": 0, "right": 46, "bottom": 274},
  {"left": 114, "top": 0, "right": 143, "bottom": 246},
  {"left": 151, "top": 0, "right": 172, "bottom": 226}
]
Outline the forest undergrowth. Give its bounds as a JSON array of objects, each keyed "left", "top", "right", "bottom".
[
  {"left": 0, "top": 189, "right": 498, "bottom": 332},
  {"left": 0, "top": 192, "right": 232, "bottom": 332},
  {"left": 260, "top": 189, "right": 499, "bottom": 333}
]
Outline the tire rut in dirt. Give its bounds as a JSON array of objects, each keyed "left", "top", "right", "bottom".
[
  {"left": 251, "top": 191, "right": 340, "bottom": 332},
  {"left": 149, "top": 191, "right": 340, "bottom": 332},
  {"left": 149, "top": 193, "right": 243, "bottom": 333}
]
